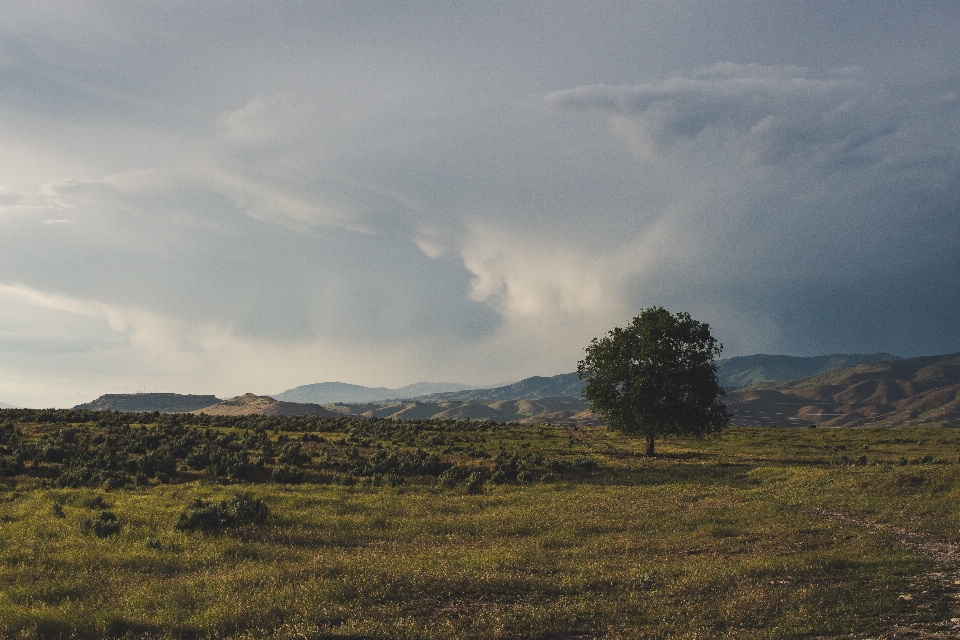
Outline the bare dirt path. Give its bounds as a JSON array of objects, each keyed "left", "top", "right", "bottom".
[{"left": 811, "top": 509, "right": 960, "bottom": 639}]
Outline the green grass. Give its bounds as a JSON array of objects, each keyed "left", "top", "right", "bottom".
[{"left": 2, "top": 416, "right": 960, "bottom": 638}]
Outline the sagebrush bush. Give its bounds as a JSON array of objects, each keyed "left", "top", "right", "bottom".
[
  {"left": 82, "top": 510, "right": 121, "bottom": 537},
  {"left": 465, "top": 471, "right": 485, "bottom": 494},
  {"left": 270, "top": 464, "right": 304, "bottom": 484},
  {"left": 436, "top": 465, "right": 472, "bottom": 488},
  {"left": 174, "top": 493, "right": 269, "bottom": 534}
]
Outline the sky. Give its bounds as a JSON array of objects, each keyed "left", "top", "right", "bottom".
[{"left": 1, "top": 2, "right": 959, "bottom": 408}]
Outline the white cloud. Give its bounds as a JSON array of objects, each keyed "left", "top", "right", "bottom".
[{"left": 218, "top": 93, "right": 315, "bottom": 146}]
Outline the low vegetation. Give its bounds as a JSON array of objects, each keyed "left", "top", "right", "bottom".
[{"left": 2, "top": 408, "right": 960, "bottom": 638}]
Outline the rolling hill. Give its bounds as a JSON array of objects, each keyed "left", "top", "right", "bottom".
[
  {"left": 60, "top": 352, "right": 958, "bottom": 427},
  {"left": 716, "top": 353, "right": 901, "bottom": 390},
  {"left": 727, "top": 352, "right": 960, "bottom": 427},
  {"left": 272, "top": 381, "right": 488, "bottom": 404},
  {"left": 415, "top": 372, "right": 584, "bottom": 403},
  {"left": 191, "top": 394, "right": 344, "bottom": 417},
  {"left": 412, "top": 354, "right": 902, "bottom": 403},
  {"left": 326, "top": 396, "right": 596, "bottom": 425}
]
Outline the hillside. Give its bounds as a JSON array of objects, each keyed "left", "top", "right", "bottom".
[
  {"left": 273, "top": 381, "right": 484, "bottom": 404},
  {"left": 728, "top": 352, "right": 960, "bottom": 427},
  {"left": 412, "top": 355, "right": 900, "bottom": 404},
  {"left": 416, "top": 372, "right": 584, "bottom": 403},
  {"left": 325, "top": 396, "right": 597, "bottom": 425},
  {"left": 0, "top": 402, "right": 16, "bottom": 409},
  {"left": 74, "top": 393, "right": 221, "bottom": 413},
  {"left": 716, "top": 353, "right": 901, "bottom": 390},
  {"left": 192, "top": 394, "right": 344, "bottom": 417}
]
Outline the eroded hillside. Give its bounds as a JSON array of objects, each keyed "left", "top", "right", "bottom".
[{"left": 728, "top": 353, "right": 960, "bottom": 427}]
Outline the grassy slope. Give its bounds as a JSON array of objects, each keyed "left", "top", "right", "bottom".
[{"left": 2, "top": 420, "right": 960, "bottom": 638}]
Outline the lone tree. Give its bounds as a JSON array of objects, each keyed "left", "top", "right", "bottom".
[{"left": 577, "top": 307, "right": 728, "bottom": 457}]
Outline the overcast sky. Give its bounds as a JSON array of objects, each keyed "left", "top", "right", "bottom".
[{"left": 2, "top": 2, "right": 959, "bottom": 407}]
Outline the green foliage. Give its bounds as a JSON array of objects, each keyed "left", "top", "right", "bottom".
[
  {"left": 0, "top": 408, "right": 557, "bottom": 489},
  {"left": 270, "top": 464, "right": 304, "bottom": 484},
  {"left": 82, "top": 510, "right": 121, "bottom": 537},
  {"left": 463, "top": 470, "right": 485, "bottom": 494},
  {"left": 578, "top": 306, "right": 728, "bottom": 455},
  {"left": 436, "top": 465, "right": 473, "bottom": 488},
  {"left": 174, "top": 493, "right": 269, "bottom": 534}
]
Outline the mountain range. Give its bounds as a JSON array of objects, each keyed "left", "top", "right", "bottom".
[
  {"left": 716, "top": 353, "right": 901, "bottom": 390},
  {"left": 44, "top": 351, "right": 959, "bottom": 428},
  {"left": 190, "top": 394, "right": 597, "bottom": 425},
  {"left": 727, "top": 352, "right": 960, "bottom": 427},
  {"left": 268, "top": 353, "right": 904, "bottom": 405},
  {"left": 414, "top": 372, "right": 584, "bottom": 403},
  {"left": 63, "top": 350, "right": 960, "bottom": 428},
  {"left": 272, "top": 381, "right": 488, "bottom": 404}
]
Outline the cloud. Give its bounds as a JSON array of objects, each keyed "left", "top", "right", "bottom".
[
  {"left": 218, "top": 93, "right": 314, "bottom": 146},
  {"left": 0, "top": 282, "right": 228, "bottom": 354},
  {"left": 545, "top": 64, "right": 899, "bottom": 166},
  {"left": 2, "top": 5, "right": 960, "bottom": 408}
]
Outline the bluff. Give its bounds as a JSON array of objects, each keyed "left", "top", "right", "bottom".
[{"left": 74, "top": 393, "right": 221, "bottom": 413}]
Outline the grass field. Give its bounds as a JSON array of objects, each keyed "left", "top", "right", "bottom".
[{"left": 2, "top": 412, "right": 960, "bottom": 638}]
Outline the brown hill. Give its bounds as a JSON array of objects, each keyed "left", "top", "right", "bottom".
[
  {"left": 727, "top": 353, "right": 960, "bottom": 427},
  {"left": 193, "top": 394, "right": 345, "bottom": 418},
  {"left": 183, "top": 394, "right": 597, "bottom": 424},
  {"left": 320, "top": 397, "right": 598, "bottom": 425}
]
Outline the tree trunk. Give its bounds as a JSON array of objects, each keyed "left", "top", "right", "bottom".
[{"left": 645, "top": 434, "right": 655, "bottom": 457}]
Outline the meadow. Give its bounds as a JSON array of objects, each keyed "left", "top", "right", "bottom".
[{"left": 1, "top": 409, "right": 960, "bottom": 639}]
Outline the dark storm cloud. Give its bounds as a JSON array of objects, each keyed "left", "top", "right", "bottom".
[
  {"left": 543, "top": 64, "right": 960, "bottom": 356},
  {"left": 546, "top": 64, "right": 916, "bottom": 167},
  {"left": 1, "top": 2, "right": 959, "bottom": 406}
]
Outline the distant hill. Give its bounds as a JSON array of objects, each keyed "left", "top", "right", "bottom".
[
  {"left": 0, "top": 402, "right": 17, "bottom": 409},
  {"left": 273, "top": 381, "right": 486, "bottom": 404},
  {"left": 416, "top": 372, "right": 584, "bottom": 403},
  {"left": 74, "top": 393, "right": 221, "bottom": 413},
  {"left": 727, "top": 352, "right": 960, "bottom": 427},
  {"left": 192, "top": 393, "right": 596, "bottom": 425},
  {"left": 413, "top": 356, "right": 901, "bottom": 404},
  {"left": 716, "top": 353, "right": 901, "bottom": 390},
  {"left": 326, "top": 396, "right": 596, "bottom": 425},
  {"left": 192, "top": 394, "right": 344, "bottom": 417}
]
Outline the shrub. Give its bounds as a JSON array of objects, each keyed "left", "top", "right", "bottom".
[
  {"left": 437, "top": 466, "right": 472, "bottom": 488},
  {"left": 174, "top": 493, "right": 269, "bottom": 534},
  {"left": 83, "top": 510, "right": 121, "bottom": 537},
  {"left": 271, "top": 464, "right": 305, "bottom": 484},
  {"left": 277, "top": 442, "right": 310, "bottom": 466},
  {"left": 465, "top": 471, "right": 485, "bottom": 494}
]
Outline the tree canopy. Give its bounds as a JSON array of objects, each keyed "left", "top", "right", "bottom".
[{"left": 577, "top": 307, "right": 728, "bottom": 456}]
